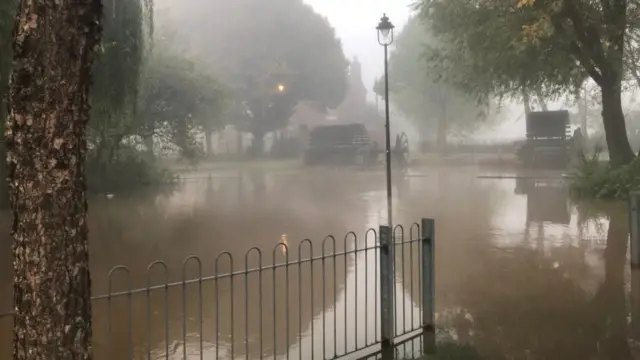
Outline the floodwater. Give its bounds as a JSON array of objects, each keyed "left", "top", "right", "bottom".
[{"left": 0, "top": 165, "right": 639, "bottom": 360}]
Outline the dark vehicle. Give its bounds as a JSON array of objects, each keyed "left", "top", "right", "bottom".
[
  {"left": 517, "top": 110, "right": 574, "bottom": 168},
  {"left": 302, "top": 123, "right": 409, "bottom": 170}
]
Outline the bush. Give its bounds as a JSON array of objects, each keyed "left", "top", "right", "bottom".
[
  {"left": 570, "top": 148, "right": 640, "bottom": 199},
  {"left": 87, "top": 146, "right": 178, "bottom": 194}
]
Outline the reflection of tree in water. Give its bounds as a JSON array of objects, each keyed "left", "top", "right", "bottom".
[
  {"left": 441, "top": 206, "right": 634, "bottom": 359},
  {"left": 392, "top": 169, "right": 637, "bottom": 359},
  {"left": 85, "top": 172, "right": 371, "bottom": 359}
]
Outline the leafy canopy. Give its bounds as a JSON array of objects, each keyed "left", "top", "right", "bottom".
[
  {"left": 386, "top": 16, "right": 495, "bottom": 139},
  {"left": 415, "top": 0, "right": 584, "bottom": 99},
  {"left": 170, "top": 0, "right": 349, "bottom": 137}
]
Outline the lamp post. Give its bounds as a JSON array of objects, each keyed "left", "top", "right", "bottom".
[{"left": 377, "top": 13, "right": 395, "bottom": 227}]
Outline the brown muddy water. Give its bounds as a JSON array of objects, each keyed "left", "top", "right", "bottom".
[{"left": 0, "top": 166, "right": 639, "bottom": 359}]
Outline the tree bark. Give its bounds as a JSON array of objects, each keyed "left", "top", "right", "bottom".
[
  {"left": 143, "top": 135, "right": 154, "bottom": 159},
  {"left": 204, "top": 130, "right": 213, "bottom": 157},
  {"left": 600, "top": 82, "right": 634, "bottom": 166},
  {"left": 437, "top": 107, "right": 447, "bottom": 154},
  {"left": 576, "top": 86, "right": 588, "bottom": 138},
  {"left": 6, "top": 0, "right": 102, "bottom": 359},
  {"left": 250, "top": 131, "right": 265, "bottom": 157},
  {"left": 522, "top": 90, "right": 532, "bottom": 115}
]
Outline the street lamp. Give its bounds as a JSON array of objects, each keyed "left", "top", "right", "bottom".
[{"left": 377, "top": 13, "right": 395, "bottom": 227}]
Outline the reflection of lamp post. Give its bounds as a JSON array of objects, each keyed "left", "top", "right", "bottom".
[{"left": 377, "top": 13, "right": 395, "bottom": 227}]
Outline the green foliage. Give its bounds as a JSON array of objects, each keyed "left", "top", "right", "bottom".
[
  {"left": 0, "top": 0, "right": 15, "bottom": 114},
  {"left": 570, "top": 148, "right": 640, "bottom": 199},
  {"left": 173, "top": 0, "right": 349, "bottom": 143},
  {"left": 86, "top": 145, "right": 177, "bottom": 194},
  {"left": 138, "top": 46, "right": 226, "bottom": 157},
  {"left": 415, "top": 0, "right": 583, "bottom": 99},
  {"left": 415, "top": 0, "right": 637, "bottom": 164},
  {"left": 387, "top": 16, "right": 497, "bottom": 141}
]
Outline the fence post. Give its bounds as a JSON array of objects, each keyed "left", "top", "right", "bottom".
[
  {"left": 379, "top": 225, "right": 395, "bottom": 356},
  {"left": 630, "top": 191, "right": 640, "bottom": 268},
  {"left": 421, "top": 218, "right": 436, "bottom": 354}
]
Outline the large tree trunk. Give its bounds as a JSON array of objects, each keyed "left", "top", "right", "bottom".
[
  {"left": 437, "top": 111, "right": 447, "bottom": 154},
  {"left": 204, "top": 130, "right": 213, "bottom": 157},
  {"left": 250, "top": 131, "right": 265, "bottom": 157},
  {"left": 576, "top": 87, "right": 588, "bottom": 138},
  {"left": 522, "top": 90, "right": 532, "bottom": 115},
  {"left": 600, "top": 82, "right": 634, "bottom": 166},
  {"left": 143, "top": 135, "right": 154, "bottom": 159},
  {"left": 6, "top": 0, "right": 102, "bottom": 359}
]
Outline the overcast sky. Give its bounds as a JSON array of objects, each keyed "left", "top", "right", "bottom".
[{"left": 304, "top": 0, "right": 414, "bottom": 98}]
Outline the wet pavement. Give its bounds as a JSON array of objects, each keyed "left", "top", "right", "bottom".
[{"left": 0, "top": 165, "right": 638, "bottom": 359}]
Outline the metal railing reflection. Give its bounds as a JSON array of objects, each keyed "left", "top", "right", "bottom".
[{"left": 0, "top": 220, "right": 436, "bottom": 360}]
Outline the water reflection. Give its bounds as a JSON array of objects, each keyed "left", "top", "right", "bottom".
[{"left": 0, "top": 166, "right": 639, "bottom": 360}]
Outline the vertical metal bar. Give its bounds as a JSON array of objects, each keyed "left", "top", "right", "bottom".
[
  {"left": 344, "top": 235, "right": 348, "bottom": 355},
  {"left": 630, "top": 191, "right": 640, "bottom": 267},
  {"left": 215, "top": 267, "right": 220, "bottom": 360},
  {"left": 216, "top": 253, "right": 233, "bottom": 360},
  {"left": 164, "top": 274, "right": 169, "bottom": 360},
  {"left": 410, "top": 224, "right": 416, "bottom": 331},
  {"left": 383, "top": 43, "right": 393, "bottom": 228},
  {"left": 198, "top": 268, "right": 203, "bottom": 360},
  {"left": 245, "top": 248, "right": 262, "bottom": 360},
  {"left": 421, "top": 218, "right": 436, "bottom": 354},
  {"left": 354, "top": 234, "right": 358, "bottom": 350},
  {"left": 259, "top": 253, "right": 264, "bottom": 360},
  {"left": 128, "top": 284, "right": 133, "bottom": 360},
  {"left": 379, "top": 225, "right": 395, "bottom": 356},
  {"left": 309, "top": 244, "right": 315, "bottom": 360},
  {"left": 231, "top": 265, "right": 235, "bottom": 360},
  {"left": 364, "top": 230, "right": 370, "bottom": 346},
  {"left": 400, "top": 227, "right": 406, "bottom": 335},
  {"left": 322, "top": 246, "right": 326, "bottom": 360},
  {"left": 333, "top": 244, "right": 337, "bottom": 358},
  {"left": 273, "top": 247, "right": 278, "bottom": 360},
  {"left": 299, "top": 241, "right": 312, "bottom": 360},
  {"left": 182, "top": 271, "right": 188, "bottom": 360},
  {"left": 285, "top": 247, "right": 290, "bottom": 360},
  {"left": 374, "top": 232, "right": 378, "bottom": 343},
  {"left": 182, "top": 257, "right": 203, "bottom": 360},
  {"left": 245, "top": 257, "right": 250, "bottom": 360},
  {"left": 146, "top": 284, "right": 151, "bottom": 360}
]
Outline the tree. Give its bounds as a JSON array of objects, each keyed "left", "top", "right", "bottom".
[
  {"left": 89, "top": 0, "right": 152, "bottom": 167},
  {"left": 417, "top": 0, "right": 638, "bottom": 165},
  {"left": 386, "top": 16, "right": 497, "bottom": 148},
  {"left": 137, "top": 47, "right": 226, "bottom": 158},
  {"left": 0, "top": 0, "right": 16, "bottom": 118},
  {"left": 7, "top": 0, "right": 102, "bottom": 359},
  {"left": 0, "top": 0, "right": 18, "bottom": 206},
  {"left": 168, "top": 0, "right": 349, "bottom": 155}
]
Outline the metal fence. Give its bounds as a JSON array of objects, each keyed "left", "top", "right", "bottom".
[{"left": 0, "top": 219, "right": 435, "bottom": 360}]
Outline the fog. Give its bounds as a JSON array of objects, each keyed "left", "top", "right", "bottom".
[{"left": 2, "top": 0, "right": 640, "bottom": 359}]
